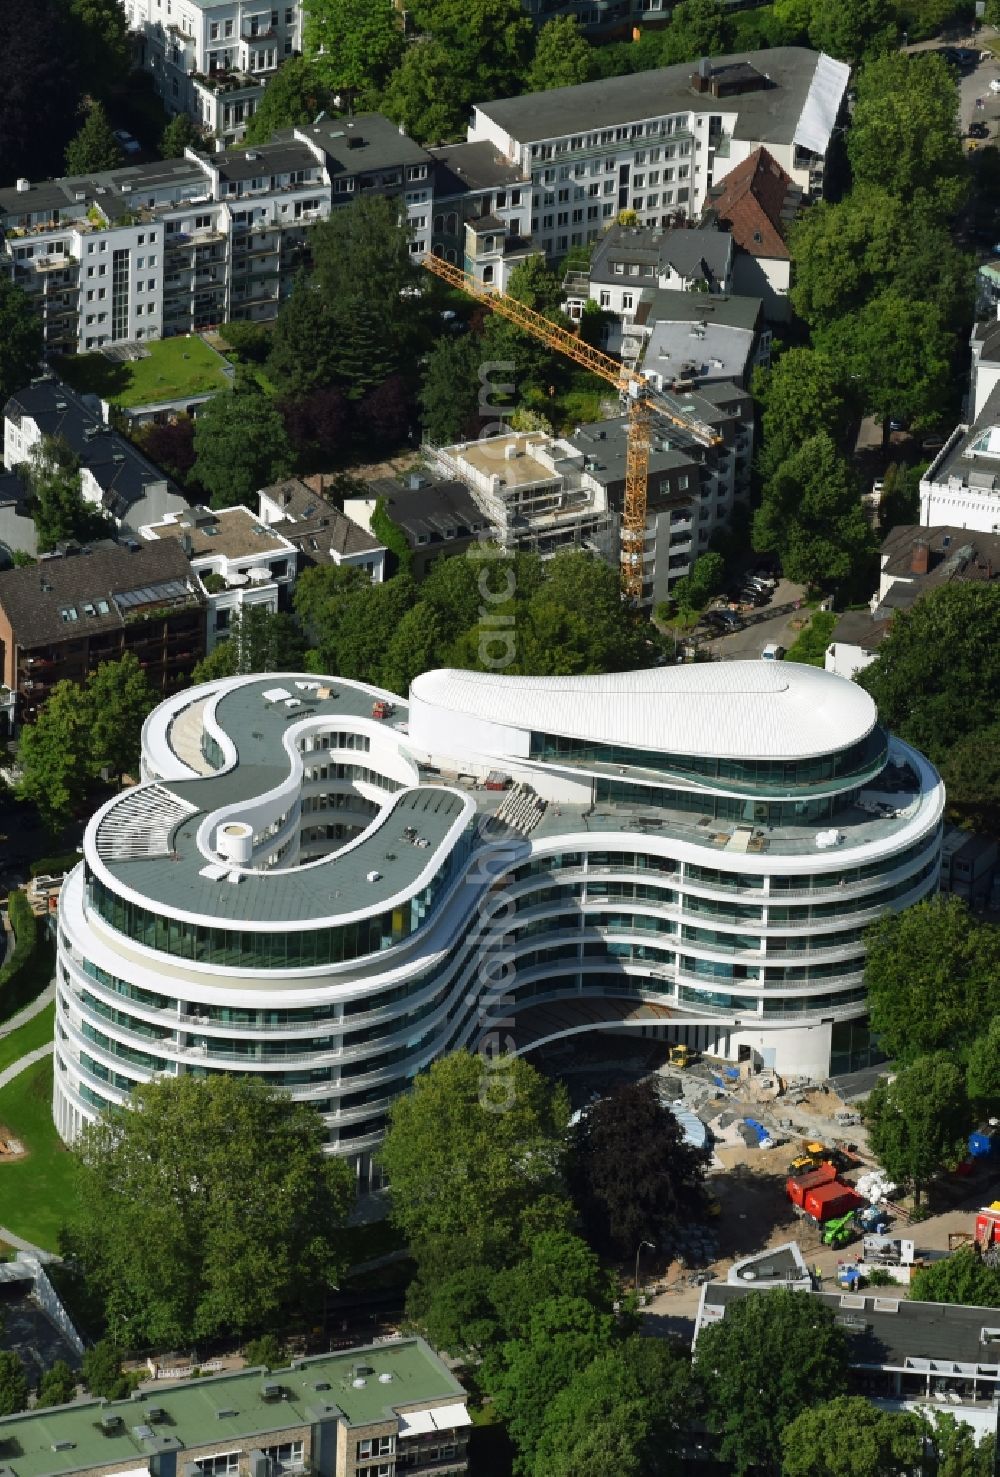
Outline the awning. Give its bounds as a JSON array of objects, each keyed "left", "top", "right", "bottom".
[
  {"left": 398, "top": 1410, "right": 437, "bottom": 1437},
  {"left": 794, "top": 53, "right": 851, "bottom": 156},
  {"left": 431, "top": 1403, "right": 472, "bottom": 1430}
]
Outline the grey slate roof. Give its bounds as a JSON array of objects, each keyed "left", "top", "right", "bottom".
[
  {"left": 0, "top": 539, "right": 200, "bottom": 648},
  {"left": 367, "top": 478, "right": 490, "bottom": 545},
  {"left": 475, "top": 47, "right": 827, "bottom": 145},
  {"left": 590, "top": 224, "right": 733, "bottom": 288},
  {"left": 4, "top": 380, "right": 181, "bottom": 520}
]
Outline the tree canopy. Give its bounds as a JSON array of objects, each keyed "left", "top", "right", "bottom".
[
  {"left": 160, "top": 112, "right": 202, "bottom": 159},
  {"left": 857, "top": 585, "right": 1000, "bottom": 764},
  {"left": 243, "top": 57, "right": 331, "bottom": 144},
  {"left": 0, "top": 279, "right": 42, "bottom": 410},
  {"left": 865, "top": 1052, "right": 972, "bottom": 1204},
  {"left": 37, "top": 1361, "right": 77, "bottom": 1409},
  {"left": 752, "top": 431, "right": 874, "bottom": 590},
  {"left": 526, "top": 17, "right": 598, "bottom": 91},
  {"left": 192, "top": 379, "right": 293, "bottom": 509},
  {"left": 781, "top": 1396, "right": 925, "bottom": 1477},
  {"left": 0, "top": 1353, "right": 29, "bottom": 1417},
  {"left": 191, "top": 607, "right": 305, "bottom": 683},
  {"left": 302, "top": 0, "right": 402, "bottom": 97},
  {"left": 0, "top": 0, "right": 81, "bottom": 181},
  {"left": 754, "top": 349, "right": 854, "bottom": 483},
  {"left": 379, "top": 1050, "right": 570, "bottom": 1266},
  {"left": 909, "top": 1246, "right": 1000, "bottom": 1308},
  {"left": 817, "top": 291, "right": 955, "bottom": 433},
  {"left": 67, "top": 1075, "right": 354, "bottom": 1346},
  {"left": 569, "top": 1079, "right": 708, "bottom": 1259},
  {"left": 938, "top": 721, "right": 1000, "bottom": 835},
  {"left": 381, "top": 40, "right": 472, "bottom": 144},
  {"left": 26, "top": 435, "right": 110, "bottom": 552},
  {"left": 862, "top": 897, "right": 1000, "bottom": 1064},
  {"left": 64, "top": 101, "right": 123, "bottom": 175},
  {"left": 694, "top": 1288, "right": 850, "bottom": 1474},
  {"left": 847, "top": 51, "right": 966, "bottom": 217}
]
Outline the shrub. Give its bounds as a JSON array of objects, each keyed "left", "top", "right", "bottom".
[
  {"left": 0, "top": 890, "right": 42, "bottom": 1021},
  {"left": 29, "top": 852, "right": 81, "bottom": 878}
]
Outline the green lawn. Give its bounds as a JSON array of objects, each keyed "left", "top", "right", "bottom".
[
  {"left": 53, "top": 335, "right": 231, "bottom": 408},
  {"left": 785, "top": 609, "right": 838, "bottom": 666},
  {"left": 0, "top": 1001, "right": 54, "bottom": 1077},
  {"left": 0, "top": 1056, "right": 77, "bottom": 1250}
]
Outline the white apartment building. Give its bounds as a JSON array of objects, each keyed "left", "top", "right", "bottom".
[
  {"left": 141, "top": 504, "right": 297, "bottom": 649},
  {"left": 465, "top": 48, "right": 849, "bottom": 264},
  {"left": 53, "top": 663, "right": 943, "bottom": 1181},
  {"left": 125, "top": 0, "right": 302, "bottom": 147},
  {"left": 919, "top": 383, "right": 1000, "bottom": 533},
  {"left": 563, "top": 222, "right": 735, "bottom": 324},
  {"left": 0, "top": 116, "right": 433, "bottom": 355}
]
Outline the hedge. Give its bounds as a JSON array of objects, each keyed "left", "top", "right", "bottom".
[
  {"left": 0, "top": 889, "right": 52, "bottom": 1024},
  {"left": 29, "top": 852, "right": 81, "bottom": 879}
]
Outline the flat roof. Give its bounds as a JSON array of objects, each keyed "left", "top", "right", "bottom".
[
  {"left": 146, "top": 506, "right": 292, "bottom": 561},
  {"left": 473, "top": 47, "right": 835, "bottom": 147},
  {"left": 445, "top": 433, "right": 560, "bottom": 490},
  {"left": 0, "top": 1344, "right": 466, "bottom": 1477},
  {"left": 409, "top": 662, "right": 878, "bottom": 762},
  {"left": 699, "top": 1284, "right": 1000, "bottom": 1372},
  {"left": 92, "top": 676, "right": 471, "bottom": 926},
  {"left": 430, "top": 140, "right": 529, "bottom": 195}
]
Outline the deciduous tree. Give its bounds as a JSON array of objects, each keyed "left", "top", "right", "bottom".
[
  {"left": 86, "top": 653, "right": 157, "bottom": 782},
  {"left": 818, "top": 292, "right": 955, "bottom": 438},
  {"left": 966, "top": 1017, "right": 1000, "bottom": 1121},
  {"left": 134, "top": 416, "right": 198, "bottom": 488},
  {"left": 670, "top": 552, "right": 725, "bottom": 613},
  {"left": 865, "top": 1052, "right": 972, "bottom": 1204},
  {"left": 192, "top": 379, "right": 293, "bottom": 509},
  {"left": 754, "top": 349, "right": 854, "bottom": 483},
  {"left": 526, "top": 17, "right": 597, "bottom": 91},
  {"left": 419, "top": 335, "right": 484, "bottom": 444},
  {"left": 909, "top": 1246, "right": 1000, "bottom": 1307},
  {"left": 279, "top": 386, "right": 352, "bottom": 469},
  {"left": 69, "top": 0, "right": 130, "bottom": 96},
  {"left": 781, "top": 1396, "right": 925, "bottom": 1477},
  {"left": 660, "top": 0, "right": 728, "bottom": 64},
  {"left": 28, "top": 435, "right": 111, "bottom": 553},
  {"left": 67, "top": 1075, "right": 354, "bottom": 1346},
  {"left": 0, "top": 0, "right": 81, "bottom": 181},
  {"left": 191, "top": 608, "right": 305, "bottom": 683},
  {"left": 243, "top": 57, "right": 331, "bottom": 145},
  {"left": 302, "top": 0, "right": 402, "bottom": 98},
  {"left": 936, "top": 721, "right": 1000, "bottom": 834},
  {"left": 16, "top": 680, "right": 93, "bottom": 832},
  {"left": 408, "top": 0, "right": 532, "bottom": 103},
  {"left": 807, "top": 0, "right": 895, "bottom": 62},
  {"left": 857, "top": 585, "right": 1000, "bottom": 762},
  {"left": 752, "top": 431, "right": 874, "bottom": 590},
  {"left": 0, "top": 278, "right": 42, "bottom": 411},
  {"left": 80, "top": 1340, "right": 132, "bottom": 1401},
  {"left": 848, "top": 51, "right": 966, "bottom": 217},
  {"left": 379, "top": 1050, "right": 570, "bottom": 1265},
  {"left": 862, "top": 897, "right": 1000, "bottom": 1063},
  {"left": 381, "top": 40, "right": 470, "bottom": 144},
  {"left": 65, "top": 102, "right": 123, "bottom": 175},
  {"left": 569, "top": 1078, "right": 709, "bottom": 1258},
  {"left": 695, "top": 1288, "right": 849, "bottom": 1474}
]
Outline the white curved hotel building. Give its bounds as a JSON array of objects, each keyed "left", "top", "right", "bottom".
[{"left": 54, "top": 664, "right": 944, "bottom": 1184}]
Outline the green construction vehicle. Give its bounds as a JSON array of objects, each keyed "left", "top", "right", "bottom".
[{"left": 822, "top": 1213, "right": 857, "bottom": 1249}]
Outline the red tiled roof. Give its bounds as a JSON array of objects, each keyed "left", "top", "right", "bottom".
[{"left": 707, "top": 147, "right": 798, "bottom": 261}]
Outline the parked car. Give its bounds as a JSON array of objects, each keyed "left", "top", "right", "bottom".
[
  {"left": 761, "top": 643, "right": 784, "bottom": 661},
  {"left": 969, "top": 122, "right": 990, "bottom": 140},
  {"left": 113, "top": 128, "right": 141, "bottom": 156},
  {"left": 751, "top": 571, "right": 778, "bottom": 589},
  {"left": 737, "top": 588, "right": 769, "bottom": 606},
  {"left": 990, "top": 78, "right": 1000, "bottom": 95}
]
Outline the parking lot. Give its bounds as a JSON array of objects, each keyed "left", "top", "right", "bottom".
[{"left": 697, "top": 579, "right": 811, "bottom": 661}]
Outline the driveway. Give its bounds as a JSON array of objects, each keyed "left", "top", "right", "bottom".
[{"left": 903, "top": 30, "right": 1000, "bottom": 138}]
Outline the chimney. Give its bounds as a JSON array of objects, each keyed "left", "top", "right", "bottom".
[
  {"left": 910, "top": 538, "right": 930, "bottom": 576},
  {"left": 692, "top": 56, "right": 712, "bottom": 93}
]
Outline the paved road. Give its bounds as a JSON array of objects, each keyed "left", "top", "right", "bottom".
[
  {"left": 700, "top": 580, "right": 812, "bottom": 661},
  {"left": 0, "top": 1225, "right": 59, "bottom": 1261}
]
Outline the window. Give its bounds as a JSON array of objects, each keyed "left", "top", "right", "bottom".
[
  {"left": 196, "top": 1454, "right": 240, "bottom": 1477},
  {"left": 356, "top": 1437, "right": 394, "bottom": 1459},
  {"left": 622, "top": 293, "right": 633, "bottom": 310},
  {"left": 209, "top": 20, "right": 219, "bottom": 38},
  {"left": 599, "top": 290, "right": 610, "bottom": 307},
  {"left": 262, "top": 1442, "right": 303, "bottom": 1471}
]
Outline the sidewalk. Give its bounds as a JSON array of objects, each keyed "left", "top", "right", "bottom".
[
  {"left": 0, "top": 983, "right": 55, "bottom": 1040},
  {"left": 0, "top": 1040, "right": 53, "bottom": 1091}
]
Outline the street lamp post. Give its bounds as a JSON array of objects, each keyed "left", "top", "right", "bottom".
[{"left": 635, "top": 1239, "right": 654, "bottom": 1293}]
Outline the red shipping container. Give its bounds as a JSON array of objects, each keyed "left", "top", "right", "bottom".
[
  {"left": 803, "top": 1181, "right": 864, "bottom": 1223},
  {"left": 785, "top": 1163, "right": 837, "bottom": 1208}
]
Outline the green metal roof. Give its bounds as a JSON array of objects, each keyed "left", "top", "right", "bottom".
[{"left": 0, "top": 1343, "right": 466, "bottom": 1477}]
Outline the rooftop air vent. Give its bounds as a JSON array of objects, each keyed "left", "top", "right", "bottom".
[
  {"left": 378, "top": 1373, "right": 393, "bottom": 1384},
  {"left": 245, "top": 151, "right": 259, "bottom": 161},
  {"left": 216, "top": 1408, "right": 239, "bottom": 1420},
  {"left": 16, "top": 177, "right": 30, "bottom": 192}
]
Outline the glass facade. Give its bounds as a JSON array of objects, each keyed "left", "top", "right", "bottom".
[{"left": 532, "top": 726, "right": 889, "bottom": 793}]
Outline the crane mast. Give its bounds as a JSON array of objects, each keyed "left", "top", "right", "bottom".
[{"left": 420, "top": 253, "right": 721, "bottom": 603}]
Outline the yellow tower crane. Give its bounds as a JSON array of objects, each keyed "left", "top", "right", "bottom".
[{"left": 421, "top": 253, "right": 723, "bottom": 603}]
